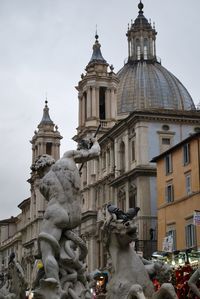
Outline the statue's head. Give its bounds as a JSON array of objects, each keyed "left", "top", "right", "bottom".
[
  {"left": 31, "top": 154, "right": 55, "bottom": 177},
  {"left": 103, "top": 218, "right": 138, "bottom": 250},
  {"left": 77, "top": 138, "right": 91, "bottom": 150}
]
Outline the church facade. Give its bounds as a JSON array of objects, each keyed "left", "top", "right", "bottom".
[{"left": 74, "top": 2, "right": 200, "bottom": 271}]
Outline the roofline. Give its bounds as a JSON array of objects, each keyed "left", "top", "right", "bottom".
[
  {"left": 151, "top": 132, "right": 200, "bottom": 162},
  {"left": 0, "top": 216, "right": 18, "bottom": 224},
  {"left": 99, "top": 109, "right": 200, "bottom": 144},
  {"left": 18, "top": 197, "right": 31, "bottom": 209}
]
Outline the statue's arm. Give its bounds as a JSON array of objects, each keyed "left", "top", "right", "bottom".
[
  {"left": 188, "top": 269, "right": 200, "bottom": 297},
  {"left": 73, "top": 139, "right": 100, "bottom": 163}
]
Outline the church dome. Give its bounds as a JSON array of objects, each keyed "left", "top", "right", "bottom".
[
  {"left": 117, "top": 61, "right": 195, "bottom": 114},
  {"left": 117, "top": 1, "right": 195, "bottom": 115}
]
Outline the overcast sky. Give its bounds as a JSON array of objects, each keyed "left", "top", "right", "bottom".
[{"left": 0, "top": 0, "right": 200, "bottom": 219}]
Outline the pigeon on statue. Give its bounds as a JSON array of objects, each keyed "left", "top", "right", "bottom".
[
  {"left": 107, "top": 204, "right": 140, "bottom": 223},
  {"left": 126, "top": 207, "right": 140, "bottom": 220},
  {"left": 107, "top": 204, "right": 127, "bottom": 221}
]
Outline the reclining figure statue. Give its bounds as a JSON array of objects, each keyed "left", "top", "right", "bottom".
[
  {"left": 32, "top": 137, "right": 100, "bottom": 299},
  {"left": 102, "top": 205, "right": 178, "bottom": 299}
]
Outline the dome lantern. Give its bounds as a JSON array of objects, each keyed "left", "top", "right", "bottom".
[{"left": 126, "top": 1, "right": 157, "bottom": 62}]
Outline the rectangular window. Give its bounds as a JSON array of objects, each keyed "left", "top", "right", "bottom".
[
  {"left": 46, "top": 142, "right": 52, "bottom": 155},
  {"left": 107, "top": 149, "right": 110, "bottom": 168},
  {"left": 185, "top": 223, "right": 196, "bottom": 248},
  {"left": 129, "top": 193, "right": 136, "bottom": 209},
  {"left": 131, "top": 140, "right": 136, "bottom": 161},
  {"left": 165, "top": 154, "right": 172, "bottom": 174},
  {"left": 185, "top": 173, "right": 192, "bottom": 195},
  {"left": 162, "top": 138, "right": 171, "bottom": 145},
  {"left": 99, "top": 87, "right": 106, "bottom": 120},
  {"left": 183, "top": 143, "right": 190, "bottom": 165},
  {"left": 167, "top": 229, "right": 176, "bottom": 251},
  {"left": 102, "top": 152, "right": 106, "bottom": 170},
  {"left": 165, "top": 184, "right": 174, "bottom": 203}
]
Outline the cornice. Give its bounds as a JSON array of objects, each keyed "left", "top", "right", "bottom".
[
  {"left": 158, "top": 191, "right": 200, "bottom": 210},
  {"left": 99, "top": 110, "right": 200, "bottom": 143},
  {"left": 23, "top": 238, "right": 37, "bottom": 248},
  {"left": 109, "top": 166, "right": 157, "bottom": 186}
]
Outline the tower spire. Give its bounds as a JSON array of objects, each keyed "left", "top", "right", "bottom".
[
  {"left": 87, "top": 33, "right": 107, "bottom": 68},
  {"left": 39, "top": 100, "right": 54, "bottom": 127}
]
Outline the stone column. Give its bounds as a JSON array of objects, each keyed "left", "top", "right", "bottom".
[
  {"left": 87, "top": 87, "right": 91, "bottom": 119},
  {"left": 111, "top": 88, "right": 116, "bottom": 119},
  {"left": 90, "top": 237, "right": 97, "bottom": 270},
  {"left": 54, "top": 143, "right": 59, "bottom": 160},
  {"left": 153, "top": 39, "right": 156, "bottom": 57},
  {"left": 38, "top": 142, "right": 42, "bottom": 156},
  {"left": 128, "top": 39, "right": 131, "bottom": 58},
  {"left": 78, "top": 95, "right": 82, "bottom": 126},
  {"left": 42, "top": 142, "right": 46, "bottom": 155},
  {"left": 105, "top": 88, "right": 111, "bottom": 119},
  {"left": 82, "top": 94, "right": 86, "bottom": 124},
  {"left": 86, "top": 161, "right": 90, "bottom": 185},
  {"left": 131, "top": 39, "right": 134, "bottom": 58},
  {"left": 150, "top": 37, "right": 153, "bottom": 59},
  {"left": 124, "top": 130, "right": 129, "bottom": 172},
  {"left": 140, "top": 36, "right": 144, "bottom": 56},
  {"left": 32, "top": 146, "right": 36, "bottom": 163},
  {"left": 114, "top": 139, "right": 118, "bottom": 178},
  {"left": 91, "top": 86, "right": 97, "bottom": 118},
  {"left": 52, "top": 142, "right": 56, "bottom": 159},
  {"left": 110, "top": 143, "right": 114, "bottom": 172},
  {"left": 125, "top": 182, "right": 129, "bottom": 212},
  {"left": 96, "top": 87, "right": 100, "bottom": 119}
]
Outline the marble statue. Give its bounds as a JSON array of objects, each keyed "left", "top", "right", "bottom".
[
  {"left": 31, "top": 137, "right": 100, "bottom": 299},
  {"left": 102, "top": 206, "right": 178, "bottom": 299},
  {"left": 0, "top": 254, "right": 27, "bottom": 299}
]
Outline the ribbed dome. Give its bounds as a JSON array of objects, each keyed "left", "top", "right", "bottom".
[{"left": 117, "top": 62, "right": 195, "bottom": 114}]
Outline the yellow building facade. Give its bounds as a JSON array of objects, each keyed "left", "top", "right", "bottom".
[{"left": 153, "top": 132, "right": 200, "bottom": 252}]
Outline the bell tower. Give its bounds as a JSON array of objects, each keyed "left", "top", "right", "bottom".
[
  {"left": 76, "top": 34, "right": 119, "bottom": 140},
  {"left": 30, "top": 101, "right": 62, "bottom": 163}
]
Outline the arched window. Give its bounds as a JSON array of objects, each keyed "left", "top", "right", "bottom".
[
  {"left": 136, "top": 39, "right": 140, "bottom": 60},
  {"left": 144, "top": 39, "right": 148, "bottom": 60}
]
